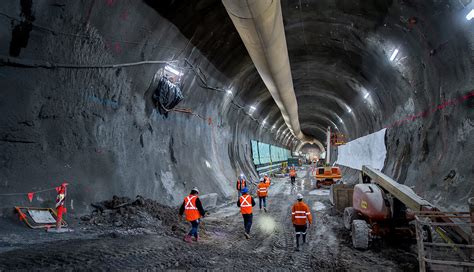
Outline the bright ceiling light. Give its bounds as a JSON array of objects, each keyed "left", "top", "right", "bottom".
[
  {"left": 164, "top": 65, "right": 183, "bottom": 76},
  {"left": 390, "top": 49, "right": 399, "bottom": 61},
  {"left": 466, "top": 9, "right": 474, "bottom": 20},
  {"left": 226, "top": 89, "right": 232, "bottom": 95},
  {"left": 262, "top": 120, "right": 266, "bottom": 125},
  {"left": 364, "top": 92, "right": 370, "bottom": 99},
  {"left": 249, "top": 106, "right": 256, "bottom": 114},
  {"left": 345, "top": 105, "right": 352, "bottom": 113}
]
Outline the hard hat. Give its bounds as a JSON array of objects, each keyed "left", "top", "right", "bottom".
[
  {"left": 61, "top": 182, "right": 69, "bottom": 187},
  {"left": 296, "top": 193, "right": 303, "bottom": 200},
  {"left": 264, "top": 174, "right": 268, "bottom": 177},
  {"left": 241, "top": 187, "right": 249, "bottom": 194},
  {"left": 240, "top": 173, "right": 245, "bottom": 178},
  {"left": 260, "top": 177, "right": 264, "bottom": 182},
  {"left": 192, "top": 187, "right": 199, "bottom": 194}
]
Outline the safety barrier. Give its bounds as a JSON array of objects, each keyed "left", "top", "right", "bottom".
[{"left": 414, "top": 208, "right": 474, "bottom": 271}]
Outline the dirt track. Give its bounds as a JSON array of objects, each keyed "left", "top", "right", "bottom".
[{"left": 0, "top": 167, "right": 418, "bottom": 271}]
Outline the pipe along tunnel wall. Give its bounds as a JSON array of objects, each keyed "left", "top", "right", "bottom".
[{"left": 0, "top": 0, "right": 473, "bottom": 215}]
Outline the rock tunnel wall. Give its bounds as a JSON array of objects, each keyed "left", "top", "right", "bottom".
[
  {"left": 0, "top": 0, "right": 473, "bottom": 215},
  {"left": 0, "top": 0, "right": 286, "bottom": 215}
]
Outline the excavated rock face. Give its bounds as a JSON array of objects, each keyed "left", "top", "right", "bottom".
[{"left": 0, "top": 0, "right": 472, "bottom": 211}]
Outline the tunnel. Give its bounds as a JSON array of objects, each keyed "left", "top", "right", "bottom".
[{"left": 0, "top": 0, "right": 473, "bottom": 270}]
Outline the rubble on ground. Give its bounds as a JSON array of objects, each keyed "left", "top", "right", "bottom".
[{"left": 79, "top": 195, "right": 187, "bottom": 236}]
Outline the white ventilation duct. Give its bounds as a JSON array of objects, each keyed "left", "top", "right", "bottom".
[{"left": 222, "top": 0, "right": 324, "bottom": 152}]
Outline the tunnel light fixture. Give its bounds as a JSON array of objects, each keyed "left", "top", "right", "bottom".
[
  {"left": 262, "top": 120, "right": 266, "bottom": 126},
  {"left": 364, "top": 92, "right": 370, "bottom": 99},
  {"left": 467, "top": 9, "right": 474, "bottom": 20},
  {"left": 164, "top": 65, "right": 183, "bottom": 76},
  {"left": 345, "top": 105, "right": 352, "bottom": 113},
  {"left": 249, "top": 105, "right": 256, "bottom": 115},
  {"left": 226, "top": 89, "right": 233, "bottom": 95},
  {"left": 390, "top": 49, "right": 399, "bottom": 61},
  {"left": 205, "top": 160, "right": 211, "bottom": 169}
]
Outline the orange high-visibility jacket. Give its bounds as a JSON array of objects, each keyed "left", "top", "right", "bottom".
[
  {"left": 292, "top": 201, "right": 312, "bottom": 225},
  {"left": 236, "top": 179, "right": 246, "bottom": 190},
  {"left": 239, "top": 194, "right": 253, "bottom": 214},
  {"left": 290, "top": 169, "right": 296, "bottom": 177},
  {"left": 184, "top": 195, "right": 201, "bottom": 222},
  {"left": 257, "top": 183, "right": 269, "bottom": 198}
]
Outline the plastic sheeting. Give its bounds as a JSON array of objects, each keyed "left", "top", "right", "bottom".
[
  {"left": 153, "top": 76, "right": 183, "bottom": 115},
  {"left": 251, "top": 140, "right": 291, "bottom": 165},
  {"left": 335, "top": 128, "right": 387, "bottom": 170}
]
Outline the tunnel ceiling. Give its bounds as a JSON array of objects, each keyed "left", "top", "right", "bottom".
[{"left": 147, "top": 0, "right": 472, "bottom": 148}]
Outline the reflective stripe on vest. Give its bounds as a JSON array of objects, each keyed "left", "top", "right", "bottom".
[
  {"left": 185, "top": 196, "right": 197, "bottom": 210},
  {"left": 293, "top": 210, "right": 307, "bottom": 218},
  {"left": 240, "top": 195, "right": 251, "bottom": 207}
]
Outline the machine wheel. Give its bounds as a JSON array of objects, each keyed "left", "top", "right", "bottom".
[
  {"left": 343, "top": 207, "right": 357, "bottom": 230},
  {"left": 352, "top": 220, "right": 370, "bottom": 250}
]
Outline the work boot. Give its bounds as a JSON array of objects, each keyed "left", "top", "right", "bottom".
[
  {"left": 244, "top": 232, "right": 250, "bottom": 239},
  {"left": 183, "top": 235, "right": 192, "bottom": 243},
  {"left": 192, "top": 235, "right": 199, "bottom": 242},
  {"left": 295, "top": 246, "right": 300, "bottom": 252},
  {"left": 264, "top": 207, "right": 267, "bottom": 212}
]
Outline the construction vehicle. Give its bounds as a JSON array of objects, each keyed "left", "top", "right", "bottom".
[
  {"left": 315, "top": 166, "right": 342, "bottom": 188},
  {"left": 314, "top": 127, "right": 342, "bottom": 188},
  {"left": 343, "top": 166, "right": 471, "bottom": 251}
]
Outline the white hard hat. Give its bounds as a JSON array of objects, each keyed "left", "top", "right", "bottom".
[
  {"left": 240, "top": 173, "right": 245, "bottom": 177},
  {"left": 296, "top": 193, "right": 303, "bottom": 200},
  {"left": 260, "top": 177, "right": 264, "bottom": 182},
  {"left": 192, "top": 187, "right": 199, "bottom": 194}
]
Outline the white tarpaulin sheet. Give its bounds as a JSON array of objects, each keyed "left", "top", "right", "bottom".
[
  {"left": 28, "top": 210, "right": 57, "bottom": 224},
  {"left": 336, "top": 128, "right": 387, "bottom": 170}
]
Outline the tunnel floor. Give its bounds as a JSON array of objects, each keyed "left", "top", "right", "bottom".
[{"left": 0, "top": 167, "right": 418, "bottom": 271}]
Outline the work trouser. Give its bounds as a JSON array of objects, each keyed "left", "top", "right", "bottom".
[
  {"left": 259, "top": 197, "right": 267, "bottom": 209},
  {"left": 294, "top": 224, "right": 307, "bottom": 247},
  {"left": 188, "top": 219, "right": 200, "bottom": 238},
  {"left": 291, "top": 176, "right": 296, "bottom": 184},
  {"left": 242, "top": 214, "right": 253, "bottom": 234}
]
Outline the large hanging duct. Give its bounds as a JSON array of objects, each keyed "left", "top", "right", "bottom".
[{"left": 222, "top": 0, "right": 325, "bottom": 152}]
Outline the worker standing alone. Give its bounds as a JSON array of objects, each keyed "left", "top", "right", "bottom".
[
  {"left": 290, "top": 166, "right": 297, "bottom": 186},
  {"left": 236, "top": 174, "right": 247, "bottom": 197},
  {"left": 55, "top": 183, "right": 68, "bottom": 230},
  {"left": 291, "top": 193, "right": 312, "bottom": 251},
  {"left": 257, "top": 178, "right": 269, "bottom": 212},
  {"left": 179, "top": 187, "right": 206, "bottom": 243},
  {"left": 237, "top": 187, "right": 255, "bottom": 239}
]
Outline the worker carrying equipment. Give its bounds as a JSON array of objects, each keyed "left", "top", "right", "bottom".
[
  {"left": 289, "top": 166, "right": 297, "bottom": 185},
  {"left": 263, "top": 174, "right": 271, "bottom": 186},
  {"left": 257, "top": 178, "right": 269, "bottom": 212},
  {"left": 55, "top": 183, "right": 68, "bottom": 230},
  {"left": 291, "top": 193, "right": 312, "bottom": 251},
  {"left": 236, "top": 174, "right": 247, "bottom": 197},
  {"left": 179, "top": 187, "right": 206, "bottom": 243},
  {"left": 237, "top": 187, "right": 255, "bottom": 239}
]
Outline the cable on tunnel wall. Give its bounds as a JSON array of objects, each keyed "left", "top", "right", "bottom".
[{"left": 0, "top": 10, "right": 294, "bottom": 147}]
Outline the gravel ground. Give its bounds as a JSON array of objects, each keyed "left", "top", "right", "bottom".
[{"left": 0, "top": 167, "right": 418, "bottom": 271}]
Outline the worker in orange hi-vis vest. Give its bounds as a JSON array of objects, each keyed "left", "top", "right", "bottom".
[
  {"left": 289, "top": 165, "right": 297, "bottom": 186},
  {"left": 236, "top": 174, "right": 247, "bottom": 197},
  {"left": 55, "top": 183, "right": 68, "bottom": 230},
  {"left": 237, "top": 187, "right": 255, "bottom": 239},
  {"left": 291, "top": 193, "right": 312, "bottom": 251},
  {"left": 179, "top": 187, "right": 206, "bottom": 243},
  {"left": 257, "top": 178, "right": 269, "bottom": 212}
]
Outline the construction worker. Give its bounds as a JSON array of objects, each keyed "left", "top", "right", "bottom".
[
  {"left": 55, "top": 183, "right": 68, "bottom": 230},
  {"left": 236, "top": 174, "right": 247, "bottom": 197},
  {"left": 257, "top": 178, "right": 269, "bottom": 212},
  {"left": 237, "top": 187, "right": 255, "bottom": 239},
  {"left": 291, "top": 193, "right": 312, "bottom": 251},
  {"left": 263, "top": 174, "right": 271, "bottom": 186},
  {"left": 179, "top": 187, "right": 206, "bottom": 243},
  {"left": 289, "top": 165, "right": 297, "bottom": 186}
]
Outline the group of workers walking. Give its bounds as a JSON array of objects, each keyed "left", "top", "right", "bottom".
[{"left": 179, "top": 165, "right": 312, "bottom": 251}]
